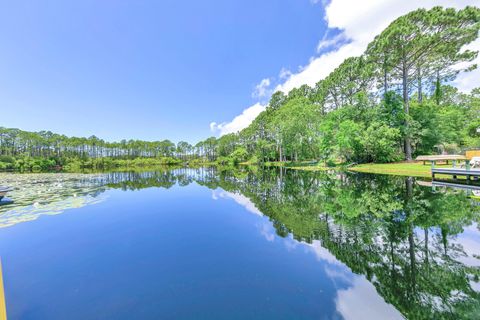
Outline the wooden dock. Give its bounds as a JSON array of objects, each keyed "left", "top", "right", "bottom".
[
  {"left": 431, "top": 167, "right": 480, "bottom": 180},
  {"left": 432, "top": 180, "right": 480, "bottom": 191},
  {"left": 418, "top": 154, "right": 480, "bottom": 180},
  {"left": 0, "top": 259, "right": 7, "bottom": 320}
]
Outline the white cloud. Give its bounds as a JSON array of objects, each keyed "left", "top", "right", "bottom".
[
  {"left": 209, "top": 122, "right": 218, "bottom": 132},
  {"left": 307, "top": 239, "right": 345, "bottom": 265},
  {"left": 277, "top": 230, "right": 402, "bottom": 319},
  {"left": 335, "top": 276, "right": 403, "bottom": 320},
  {"left": 453, "top": 38, "right": 480, "bottom": 92},
  {"left": 310, "top": 0, "right": 328, "bottom": 5},
  {"left": 279, "top": 67, "right": 292, "bottom": 80},
  {"left": 211, "top": 189, "right": 263, "bottom": 216},
  {"left": 211, "top": 0, "right": 480, "bottom": 134},
  {"left": 275, "top": 42, "right": 362, "bottom": 93},
  {"left": 450, "top": 223, "right": 480, "bottom": 267},
  {"left": 259, "top": 221, "right": 275, "bottom": 242},
  {"left": 210, "top": 102, "right": 265, "bottom": 135},
  {"left": 252, "top": 78, "right": 272, "bottom": 99},
  {"left": 278, "top": 0, "right": 480, "bottom": 94},
  {"left": 279, "top": 232, "right": 402, "bottom": 319},
  {"left": 316, "top": 32, "right": 348, "bottom": 53},
  {"left": 283, "top": 235, "right": 299, "bottom": 251}
]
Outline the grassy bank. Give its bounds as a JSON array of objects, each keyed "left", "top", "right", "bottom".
[
  {"left": 261, "top": 160, "right": 439, "bottom": 177},
  {"left": 1, "top": 156, "right": 473, "bottom": 179},
  {"left": 348, "top": 162, "right": 463, "bottom": 178},
  {"left": 258, "top": 160, "right": 471, "bottom": 179}
]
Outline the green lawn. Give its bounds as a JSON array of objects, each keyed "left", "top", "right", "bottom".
[
  {"left": 244, "top": 160, "right": 475, "bottom": 179},
  {"left": 261, "top": 161, "right": 438, "bottom": 177},
  {"left": 349, "top": 162, "right": 454, "bottom": 178}
]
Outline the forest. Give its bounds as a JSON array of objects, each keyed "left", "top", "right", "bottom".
[{"left": 1, "top": 6, "right": 479, "bottom": 171}]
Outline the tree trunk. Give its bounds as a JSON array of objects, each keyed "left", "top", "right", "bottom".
[
  {"left": 424, "top": 228, "right": 429, "bottom": 267},
  {"left": 408, "top": 227, "right": 416, "bottom": 293},
  {"left": 383, "top": 59, "right": 388, "bottom": 97},
  {"left": 434, "top": 70, "right": 441, "bottom": 106},
  {"left": 417, "top": 65, "right": 422, "bottom": 104},
  {"left": 405, "top": 177, "right": 416, "bottom": 293},
  {"left": 402, "top": 62, "right": 412, "bottom": 160}
]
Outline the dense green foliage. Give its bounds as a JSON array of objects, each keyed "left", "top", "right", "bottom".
[
  {"left": 0, "top": 130, "right": 185, "bottom": 171},
  {"left": 197, "top": 6, "right": 480, "bottom": 164},
  {"left": 1, "top": 6, "right": 479, "bottom": 171}
]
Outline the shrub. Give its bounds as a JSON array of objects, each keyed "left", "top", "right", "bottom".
[
  {"left": 362, "top": 122, "right": 402, "bottom": 163},
  {"left": 0, "top": 155, "right": 15, "bottom": 163}
]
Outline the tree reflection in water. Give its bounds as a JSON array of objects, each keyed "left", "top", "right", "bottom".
[{"left": 0, "top": 167, "right": 479, "bottom": 318}]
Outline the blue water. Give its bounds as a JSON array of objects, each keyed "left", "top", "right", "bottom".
[{"left": 0, "top": 169, "right": 478, "bottom": 319}]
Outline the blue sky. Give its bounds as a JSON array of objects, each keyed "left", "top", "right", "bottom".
[
  {"left": 0, "top": 0, "right": 327, "bottom": 143},
  {"left": 1, "top": 0, "right": 478, "bottom": 144}
]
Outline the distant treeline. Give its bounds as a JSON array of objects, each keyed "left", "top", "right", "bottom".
[
  {"left": 0, "top": 128, "right": 209, "bottom": 160},
  {"left": 0, "top": 128, "right": 216, "bottom": 171},
  {"left": 1, "top": 6, "right": 480, "bottom": 171}
]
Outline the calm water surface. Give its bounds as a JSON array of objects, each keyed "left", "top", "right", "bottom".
[{"left": 0, "top": 168, "right": 479, "bottom": 319}]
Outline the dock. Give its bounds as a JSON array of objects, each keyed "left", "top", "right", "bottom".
[
  {"left": 415, "top": 155, "right": 480, "bottom": 180},
  {"left": 0, "top": 259, "right": 6, "bottom": 320},
  {"left": 431, "top": 168, "right": 480, "bottom": 180},
  {"left": 432, "top": 180, "right": 480, "bottom": 191}
]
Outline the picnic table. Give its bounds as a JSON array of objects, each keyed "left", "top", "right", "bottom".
[{"left": 416, "top": 155, "right": 467, "bottom": 167}]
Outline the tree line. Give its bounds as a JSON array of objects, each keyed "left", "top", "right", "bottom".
[
  {"left": 0, "top": 127, "right": 220, "bottom": 170},
  {"left": 212, "top": 6, "right": 480, "bottom": 164},
  {"left": 1, "top": 6, "right": 480, "bottom": 170}
]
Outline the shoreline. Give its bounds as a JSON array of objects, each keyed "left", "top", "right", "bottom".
[
  {"left": 260, "top": 161, "right": 478, "bottom": 179},
  {"left": 0, "top": 161, "right": 477, "bottom": 180}
]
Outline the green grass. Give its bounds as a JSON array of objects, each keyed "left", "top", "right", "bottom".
[
  {"left": 269, "top": 161, "right": 435, "bottom": 176},
  {"left": 349, "top": 162, "right": 459, "bottom": 178},
  {"left": 243, "top": 160, "right": 477, "bottom": 179},
  {"left": 268, "top": 161, "right": 479, "bottom": 180}
]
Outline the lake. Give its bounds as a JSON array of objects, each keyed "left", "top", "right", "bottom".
[{"left": 0, "top": 168, "right": 479, "bottom": 319}]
